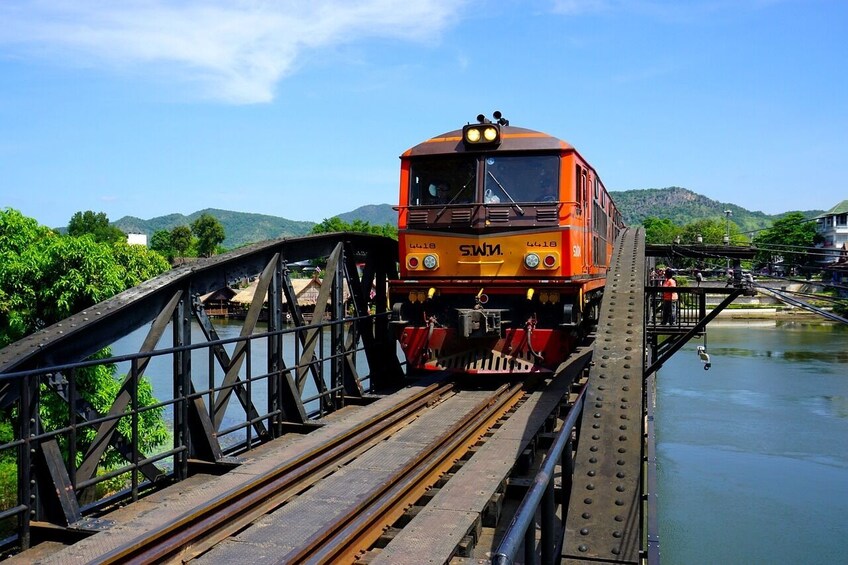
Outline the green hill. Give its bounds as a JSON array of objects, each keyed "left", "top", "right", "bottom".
[
  {"left": 109, "top": 189, "right": 824, "bottom": 249},
  {"left": 610, "top": 186, "right": 823, "bottom": 233},
  {"left": 113, "top": 208, "right": 315, "bottom": 249},
  {"left": 336, "top": 204, "right": 396, "bottom": 226}
]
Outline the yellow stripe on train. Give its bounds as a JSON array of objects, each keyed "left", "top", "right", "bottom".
[{"left": 400, "top": 231, "right": 586, "bottom": 278}]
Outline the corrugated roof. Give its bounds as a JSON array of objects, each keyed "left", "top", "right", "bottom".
[
  {"left": 825, "top": 200, "right": 848, "bottom": 215},
  {"left": 230, "top": 278, "right": 349, "bottom": 306},
  {"left": 818, "top": 200, "right": 848, "bottom": 218},
  {"left": 199, "top": 287, "right": 238, "bottom": 303}
]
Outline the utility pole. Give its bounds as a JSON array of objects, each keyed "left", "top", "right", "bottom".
[{"left": 724, "top": 209, "right": 733, "bottom": 270}]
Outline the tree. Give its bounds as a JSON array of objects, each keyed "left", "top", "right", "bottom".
[
  {"left": 753, "top": 212, "right": 821, "bottom": 270},
  {"left": 310, "top": 217, "right": 398, "bottom": 239},
  {"left": 67, "top": 210, "right": 126, "bottom": 245},
  {"left": 679, "top": 218, "right": 744, "bottom": 245},
  {"left": 191, "top": 214, "right": 225, "bottom": 258},
  {"left": 642, "top": 217, "right": 680, "bottom": 244},
  {"left": 111, "top": 241, "right": 171, "bottom": 287},
  {"left": 170, "top": 225, "right": 193, "bottom": 263},
  {"left": 149, "top": 229, "right": 175, "bottom": 262},
  {"left": 310, "top": 217, "right": 349, "bottom": 235},
  {"left": 1, "top": 209, "right": 172, "bottom": 345},
  {"left": 0, "top": 208, "right": 55, "bottom": 345}
]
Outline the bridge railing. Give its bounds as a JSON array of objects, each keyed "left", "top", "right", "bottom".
[
  {"left": 0, "top": 310, "right": 392, "bottom": 548},
  {"left": 492, "top": 384, "right": 586, "bottom": 565},
  {"left": 645, "top": 286, "right": 708, "bottom": 330}
]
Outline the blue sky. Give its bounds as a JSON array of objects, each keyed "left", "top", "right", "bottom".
[{"left": 0, "top": 0, "right": 845, "bottom": 229}]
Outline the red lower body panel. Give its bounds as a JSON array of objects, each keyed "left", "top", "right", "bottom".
[{"left": 397, "top": 326, "right": 575, "bottom": 374}]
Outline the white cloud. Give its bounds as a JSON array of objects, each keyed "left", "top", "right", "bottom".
[{"left": 0, "top": 0, "right": 466, "bottom": 104}]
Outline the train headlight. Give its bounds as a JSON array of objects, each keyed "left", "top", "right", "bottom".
[
  {"left": 524, "top": 253, "right": 540, "bottom": 269},
  {"left": 423, "top": 254, "right": 438, "bottom": 269},
  {"left": 462, "top": 123, "right": 501, "bottom": 147}
]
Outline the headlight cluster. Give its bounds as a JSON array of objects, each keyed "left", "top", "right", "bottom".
[
  {"left": 407, "top": 254, "right": 439, "bottom": 270},
  {"left": 462, "top": 123, "right": 501, "bottom": 147},
  {"left": 524, "top": 252, "right": 559, "bottom": 270}
]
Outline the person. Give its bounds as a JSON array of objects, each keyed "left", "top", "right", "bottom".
[
  {"left": 662, "top": 268, "right": 678, "bottom": 325},
  {"left": 694, "top": 268, "right": 703, "bottom": 287},
  {"left": 428, "top": 182, "right": 450, "bottom": 204},
  {"left": 535, "top": 170, "right": 557, "bottom": 202}
]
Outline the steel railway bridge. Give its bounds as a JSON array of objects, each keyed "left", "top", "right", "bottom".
[{"left": 0, "top": 229, "right": 756, "bottom": 564}]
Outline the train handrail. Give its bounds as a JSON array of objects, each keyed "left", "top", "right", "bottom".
[{"left": 491, "top": 383, "right": 587, "bottom": 565}]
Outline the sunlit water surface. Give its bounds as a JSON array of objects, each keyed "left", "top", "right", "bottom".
[{"left": 656, "top": 321, "right": 848, "bottom": 564}]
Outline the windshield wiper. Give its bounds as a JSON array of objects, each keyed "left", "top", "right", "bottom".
[
  {"left": 486, "top": 171, "right": 525, "bottom": 215},
  {"left": 435, "top": 176, "right": 475, "bottom": 220}
]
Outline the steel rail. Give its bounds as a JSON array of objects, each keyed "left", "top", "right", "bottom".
[
  {"left": 97, "top": 381, "right": 454, "bottom": 564},
  {"left": 285, "top": 382, "right": 526, "bottom": 564}
]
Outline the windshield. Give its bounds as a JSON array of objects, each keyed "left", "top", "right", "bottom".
[
  {"left": 407, "top": 154, "right": 559, "bottom": 207},
  {"left": 409, "top": 157, "right": 477, "bottom": 206},
  {"left": 483, "top": 155, "right": 559, "bottom": 204}
]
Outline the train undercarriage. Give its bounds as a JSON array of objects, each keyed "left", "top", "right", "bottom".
[{"left": 390, "top": 280, "right": 603, "bottom": 374}]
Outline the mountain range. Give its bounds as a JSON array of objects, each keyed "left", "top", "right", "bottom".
[{"left": 112, "top": 187, "right": 824, "bottom": 249}]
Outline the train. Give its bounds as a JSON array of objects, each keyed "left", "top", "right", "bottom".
[{"left": 389, "top": 112, "right": 624, "bottom": 374}]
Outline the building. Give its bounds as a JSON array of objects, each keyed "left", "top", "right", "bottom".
[
  {"left": 815, "top": 200, "right": 848, "bottom": 265},
  {"left": 127, "top": 233, "right": 148, "bottom": 246},
  {"left": 225, "top": 276, "right": 352, "bottom": 322}
]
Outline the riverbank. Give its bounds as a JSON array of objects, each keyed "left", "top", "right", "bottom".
[{"left": 710, "top": 307, "right": 831, "bottom": 321}]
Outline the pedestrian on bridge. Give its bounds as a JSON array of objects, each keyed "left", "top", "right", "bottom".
[{"left": 662, "top": 269, "right": 678, "bottom": 325}]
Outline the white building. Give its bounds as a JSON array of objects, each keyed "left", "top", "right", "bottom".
[
  {"left": 815, "top": 200, "right": 848, "bottom": 264},
  {"left": 127, "top": 233, "right": 148, "bottom": 246}
]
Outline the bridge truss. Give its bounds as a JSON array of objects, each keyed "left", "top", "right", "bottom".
[{"left": 0, "top": 232, "right": 403, "bottom": 550}]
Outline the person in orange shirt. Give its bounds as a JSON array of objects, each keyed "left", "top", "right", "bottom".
[{"left": 662, "top": 269, "right": 678, "bottom": 325}]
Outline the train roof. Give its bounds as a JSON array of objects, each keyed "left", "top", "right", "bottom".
[{"left": 402, "top": 125, "right": 574, "bottom": 158}]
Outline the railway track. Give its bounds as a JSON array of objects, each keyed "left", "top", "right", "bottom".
[{"left": 91, "top": 380, "right": 525, "bottom": 564}]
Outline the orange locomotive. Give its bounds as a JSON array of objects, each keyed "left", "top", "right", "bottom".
[{"left": 390, "top": 113, "right": 624, "bottom": 374}]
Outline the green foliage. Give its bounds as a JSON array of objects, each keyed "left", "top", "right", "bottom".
[
  {"left": 111, "top": 242, "right": 171, "bottom": 287},
  {"left": 170, "top": 225, "right": 193, "bottom": 261},
  {"left": 678, "top": 218, "right": 746, "bottom": 245},
  {"left": 311, "top": 217, "right": 397, "bottom": 239},
  {"left": 643, "top": 216, "right": 744, "bottom": 246},
  {"left": 0, "top": 209, "right": 54, "bottom": 344},
  {"left": 149, "top": 229, "right": 175, "bottom": 262},
  {"left": 68, "top": 211, "right": 126, "bottom": 245},
  {"left": 0, "top": 213, "right": 128, "bottom": 345},
  {"left": 39, "top": 349, "right": 169, "bottom": 470},
  {"left": 642, "top": 217, "right": 680, "bottom": 244},
  {"left": 191, "top": 213, "right": 226, "bottom": 257},
  {"left": 752, "top": 212, "right": 821, "bottom": 268},
  {"left": 1, "top": 212, "right": 171, "bottom": 347}
]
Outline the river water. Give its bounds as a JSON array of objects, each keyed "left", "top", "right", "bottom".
[{"left": 656, "top": 320, "right": 848, "bottom": 564}]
